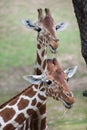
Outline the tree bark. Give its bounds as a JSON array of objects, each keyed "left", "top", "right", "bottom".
[{"left": 72, "top": 0, "right": 87, "bottom": 64}]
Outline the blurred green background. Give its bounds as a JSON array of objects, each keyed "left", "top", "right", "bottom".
[{"left": 0, "top": 0, "right": 87, "bottom": 130}]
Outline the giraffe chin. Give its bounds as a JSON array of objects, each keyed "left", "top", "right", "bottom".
[{"left": 49, "top": 45, "right": 57, "bottom": 53}]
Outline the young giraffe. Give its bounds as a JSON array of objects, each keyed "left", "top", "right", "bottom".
[
  {"left": 22, "top": 8, "right": 69, "bottom": 130},
  {"left": 0, "top": 58, "right": 77, "bottom": 130},
  {"left": 22, "top": 8, "right": 68, "bottom": 76}
]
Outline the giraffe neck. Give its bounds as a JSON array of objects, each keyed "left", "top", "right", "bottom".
[
  {"left": 32, "top": 38, "right": 47, "bottom": 130},
  {"left": 34, "top": 40, "right": 47, "bottom": 75},
  {"left": 0, "top": 83, "right": 47, "bottom": 130}
]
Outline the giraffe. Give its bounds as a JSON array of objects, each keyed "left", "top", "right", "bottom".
[
  {"left": 0, "top": 58, "right": 77, "bottom": 130},
  {"left": 22, "top": 8, "right": 69, "bottom": 130}
]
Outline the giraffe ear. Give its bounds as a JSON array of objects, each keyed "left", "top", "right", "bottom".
[
  {"left": 55, "top": 22, "right": 68, "bottom": 31},
  {"left": 23, "top": 74, "right": 44, "bottom": 84},
  {"left": 64, "top": 65, "right": 78, "bottom": 79},
  {"left": 21, "top": 19, "right": 41, "bottom": 32}
]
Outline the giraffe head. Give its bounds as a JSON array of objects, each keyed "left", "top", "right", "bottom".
[
  {"left": 46, "top": 58, "right": 77, "bottom": 109},
  {"left": 22, "top": 8, "right": 68, "bottom": 53},
  {"left": 23, "top": 58, "right": 77, "bottom": 109}
]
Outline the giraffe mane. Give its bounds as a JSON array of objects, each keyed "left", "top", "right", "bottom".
[{"left": 0, "top": 85, "right": 33, "bottom": 109}]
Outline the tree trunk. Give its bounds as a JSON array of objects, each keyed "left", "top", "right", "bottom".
[{"left": 72, "top": 0, "right": 87, "bottom": 64}]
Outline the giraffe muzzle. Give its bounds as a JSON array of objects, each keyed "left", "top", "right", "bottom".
[
  {"left": 63, "top": 101, "right": 72, "bottom": 109},
  {"left": 49, "top": 45, "right": 57, "bottom": 53}
]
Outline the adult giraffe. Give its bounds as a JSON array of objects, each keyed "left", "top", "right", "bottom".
[
  {"left": 22, "top": 8, "right": 69, "bottom": 130},
  {"left": 0, "top": 58, "right": 77, "bottom": 130}
]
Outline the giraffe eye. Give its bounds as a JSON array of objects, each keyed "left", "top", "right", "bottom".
[
  {"left": 37, "top": 27, "right": 42, "bottom": 32},
  {"left": 46, "top": 80, "right": 52, "bottom": 85},
  {"left": 66, "top": 78, "right": 69, "bottom": 82}
]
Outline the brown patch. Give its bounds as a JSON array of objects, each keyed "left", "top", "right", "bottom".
[
  {"left": 24, "top": 87, "right": 36, "bottom": 98},
  {"left": 27, "top": 109, "right": 34, "bottom": 115},
  {"left": 35, "top": 68, "right": 42, "bottom": 75},
  {"left": 38, "top": 94, "right": 46, "bottom": 101},
  {"left": 25, "top": 119, "right": 29, "bottom": 130},
  {"left": 43, "top": 59, "right": 47, "bottom": 70},
  {"left": 41, "top": 50, "right": 45, "bottom": 57},
  {"left": 37, "top": 102, "right": 42, "bottom": 108},
  {"left": 37, "top": 44, "right": 41, "bottom": 49},
  {"left": 31, "top": 112, "right": 38, "bottom": 130},
  {"left": 39, "top": 104, "right": 46, "bottom": 115},
  {"left": 40, "top": 87, "right": 45, "bottom": 92},
  {"left": 34, "top": 85, "right": 39, "bottom": 89},
  {"left": 37, "top": 53, "right": 41, "bottom": 65},
  {"left": 31, "top": 98, "right": 37, "bottom": 106},
  {"left": 9, "top": 97, "right": 18, "bottom": 106},
  {"left": 17, "top": 98, "right": 29, "bottom": 110},
  {"left": 39, "top": 83, "right": 45, "bottom": 92},
  {"left": 15, "top": 113, "right": 26, "bottom": 124},
  {"left": 41, "top": 117, "right": 46, "bottom": 129},
  {"left": 0, "top": 108, "right": 15, "bottom": 122},
  {"left": 39, "top": 82, "right": 44, "bottom": 87},
  {"left": 32, "top": 112, "right": 38, "bottom": 119},
  {"left": 3, "top": 124, "right": 15, "bottom": 130}
]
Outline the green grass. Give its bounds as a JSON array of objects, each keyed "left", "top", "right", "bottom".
[
  {"left": 0, "top": 33, "right": 37, "bottom": 69},
  {"left": 0, "top": 93, "right": 16, "bottom": 104}
]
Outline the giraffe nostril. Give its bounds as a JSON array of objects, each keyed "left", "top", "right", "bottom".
[{"left": 65, "top": 91, "right": 73, "bottom": 97}]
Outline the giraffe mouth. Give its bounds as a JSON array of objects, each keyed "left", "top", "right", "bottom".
[
  {"left": 63, "top": 101, "right": 72, "bottom": 109},
  {"left": 59, "top": 98, "right": 72, "bottom": 109},
  {"left": 49, "top": 45, "right": 57, "bottom": 53}
]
